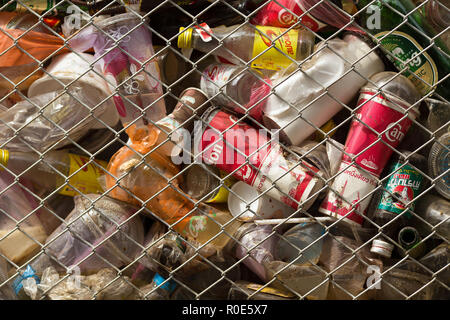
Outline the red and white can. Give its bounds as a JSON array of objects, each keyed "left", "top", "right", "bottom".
[
  {"left": 319, "top": 160, "right": 378, "bottom": 225},
  {"left": 343, "top": 90, "right": 420, "bottom": 177},
  {"left": 319, "top": 89, "right": 419, "bottom": 225},
  {"left": 195, "top": 108, "right": 324, "bottom": 210}
]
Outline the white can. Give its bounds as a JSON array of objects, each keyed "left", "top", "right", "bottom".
[
  {"left": 228, "top": 181, "right": 295, "bottom": 222},
  {"left": 319, "top": 160, "right": 378, "bottom": 226}
]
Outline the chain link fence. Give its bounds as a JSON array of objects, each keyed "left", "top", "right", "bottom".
[{"left": 0, "top": 0, "right": 448, "bottom": 300}]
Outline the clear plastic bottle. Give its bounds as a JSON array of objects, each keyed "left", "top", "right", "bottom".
[
  {"left": 200, "top": 63, "right": 271, "bottom": 122},
  {"left": 105, "top": 124, "right": 243, "bottom": 252},
  {"left": 413, "top": 194, "right": 450, "bottom": 240},
  {"left": 178, "top": 23, "right": 315, "bottom": 71},
  {"left": 12, "top": 194, "right": 144, "bottom": 300},
  {"left": 0, "top": 149, "right": 107, "bottom": 197},
  {"left": 275, "top": 222, "right": 325, "bottom": 265},
  {"left": 232, "top": 223, "right": 279, "bottom": 282},
  {"left": 428, "top": 132, "right": 450, "bottom": 200}
]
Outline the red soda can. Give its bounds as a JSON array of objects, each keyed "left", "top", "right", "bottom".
[
  {"left": 251, "top": 0, "right": 327, "bottom": 31},
  {"left": 342, "top": 90, "right": 420, "bottom": 177},
  {"left": 194, "top": 107, "right": 324, "bottom": 210},
  {"left": 319, "top": 72, "right": 421, "bottom": 225}
]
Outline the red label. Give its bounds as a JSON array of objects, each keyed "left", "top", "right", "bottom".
[
  {"left": 251, "top": 0, "right": 326, "bottom": 31},
  {"left": 199, "top": 111, "right": 272, "bottom": 185},
  {"left": 194, "top": 22, "right": 213, "bottom": 42},
  {"left": 198, "top": 110, "right": 320, "bottom": 209},
  {"left": 343, "top": 92, "right": 413, "bottom": 177}
]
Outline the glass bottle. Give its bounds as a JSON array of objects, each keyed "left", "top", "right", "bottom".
[{"left": 356, "top": 0, "right": 450, "bottom": 100}]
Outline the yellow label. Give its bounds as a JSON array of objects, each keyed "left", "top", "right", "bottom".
[
  {"left": 246, "top": 283, "right": 295, "bottom": 298},
  {"left": 205, "top": 170, "right": 236, "bottom": 203},
  {"left": 0, "top": 149, "right": 9, "bottom": 169},
  {"left": 311, "top": 119, "right": 336, "bottom": 142},
  {"left": 252, "top": 26, "right": 299, "bottom": 71},
  {"left": 59, "top": 154, "right": 107, "bottom": 197}
]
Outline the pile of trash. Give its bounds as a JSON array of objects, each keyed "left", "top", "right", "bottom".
[{"left": 0, "top": 0, "right": 448, "bottom": 300}]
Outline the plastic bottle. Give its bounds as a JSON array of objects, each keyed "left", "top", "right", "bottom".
[
  {"left": 0, "top": 149, "right": 107, "bottom": 198},
  {"left": 178, "top": 23, "right": 315, "bottom": 71},
  {"left": 275, "top": 222, "right": 325, "bottom": 265},
  {"left": 413, "top": 194, "right": 450, "bottom": 240},
  {"left": 105, "top": 123, "right": 243, "bottom": 253},
  {"left": 200, "top": 63, "right": 271, "bottom": 122},
  {"left": 13, "top": 194, "right": 145, "bottom": 300}
]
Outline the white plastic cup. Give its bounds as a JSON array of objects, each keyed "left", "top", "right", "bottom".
[
  {"left": 228, "top": 181, "right": 295, "bottom": 221},
  {"left": 27, "top": 52, "right": 119, "bottom": 129}
]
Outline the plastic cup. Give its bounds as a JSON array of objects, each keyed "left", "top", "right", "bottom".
[{"left": 93, "top": 13, "right": 166, "bottom": 124}]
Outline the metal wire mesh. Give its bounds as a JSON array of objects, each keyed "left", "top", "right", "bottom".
[{"left": 0, "top": 0, "right": 448, "bottom": 300}]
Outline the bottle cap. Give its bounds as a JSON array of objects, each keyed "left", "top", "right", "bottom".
[
  {"left": 0, "top": 149, "right": 9, "bottom": 169},
  {"left": 178, "top": 27, "right": 193, "bottom": 49},
  {"left": 370, "top": 239, "right": 394, "bottom": 258},
  {"left": 153, "top": 273, "right": 177, "bottom": 294}
]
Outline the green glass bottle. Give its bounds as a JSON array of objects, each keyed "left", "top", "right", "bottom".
[{"left": 355, "top": 0, "right": 450, "bottom": 101}]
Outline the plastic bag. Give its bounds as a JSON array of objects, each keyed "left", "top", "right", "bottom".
[
  {"left": 0, "top": 12, "right": 68, "bottom": 68},
  {"left": 0, "top": 88, "right": 113, "bottom": 152},
  {"left": 35, "top": 267, "right": 139, "bottom": 300},
  {"left": 32, "top": 194, "right": 144, "bottom": 275},
  {"left": 0, "top": 172, "right": 47, "bottom": 265},
  {"left": 68, "top": 14, "right": 166, "bottom": 127}
]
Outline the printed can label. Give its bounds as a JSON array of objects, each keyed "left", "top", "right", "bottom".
[
  {"left": 319, "top": 160, "right": 378, "bottom": 226},
  {"left": 197, "top": 110, "right": 319, "bottom": 209},
  {"left": 200, "top": 64, "right": 236, "bottom": 101},
  {"left": 58, "top": 154, "right": 107, "bottom": 197},
  {"left": 343, "top": 92, "right": 414, "bottom": 176},
  {"left": 193, "top": 22, "right": 213, "bottom": 42},
  {"left": 377, "top": 162, "right": 424, "bottom": 218},
  {"left": 375, "top": 31, "right": 438, "bottom": 96},
  {"left": 252, "top": 26, "right": 299, "bottom": 71},
  {"left": 252, "top": 0, "right": 327, "bottom": 31}
]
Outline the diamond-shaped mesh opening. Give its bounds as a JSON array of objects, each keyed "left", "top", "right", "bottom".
[{"left": 0, "top": 0, "right": 448, "bottom": 301}]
